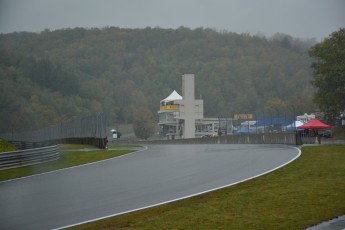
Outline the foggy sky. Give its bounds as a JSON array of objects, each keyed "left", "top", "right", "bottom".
[{"left": 0, "top": 0, "right": 344, "bottom": 41}]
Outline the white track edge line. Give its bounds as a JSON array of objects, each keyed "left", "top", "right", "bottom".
[
  {"left": 0, "top": 146, "right": 148, "bottom": 184},
  {"left": 54, "top": 146, "right": 301, "bottom": 230}
]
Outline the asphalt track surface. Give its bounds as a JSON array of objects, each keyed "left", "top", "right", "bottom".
[{"left": 0, "top": 144, "right": 300, "bottom": 230}]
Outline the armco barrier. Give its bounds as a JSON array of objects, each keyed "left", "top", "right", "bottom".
[
  {"left": 0, "top": 145, "right": 59, "bottom": 170},
  {"left": 9, "top": 141, "right": 54, "bottom": 150},
  {"left": 9, "top": 137, "right": 107, "bottom": 150}
]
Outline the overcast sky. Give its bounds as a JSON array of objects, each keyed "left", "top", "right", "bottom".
[{"left": 0, "top": 0, "right": 344, "bottom": 41}]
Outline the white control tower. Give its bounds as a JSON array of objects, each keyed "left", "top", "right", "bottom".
[
  {"left": 180, "top": 74, "right": 203, "bottom": 138},
  {"left": 158, "top": 74, "right": 203, "bottom": 139}
]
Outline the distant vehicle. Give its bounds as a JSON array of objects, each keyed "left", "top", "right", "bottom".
[
  {"left": 110, "top": 129, "right": 122, "bottom": 139},
  {"left": 320, "top": 130, "right": 332, "bottom": 138},
  {"left": 201, "top": 134, "right": 217, "bottom": 138}
]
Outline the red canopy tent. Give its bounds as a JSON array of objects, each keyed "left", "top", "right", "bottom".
[{"left": 297, "top": 119, "right": 331, "bottom": 129}]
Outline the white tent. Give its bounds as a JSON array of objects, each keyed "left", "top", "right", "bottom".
[
  {"left": 285, "top": 120, "right": 304, "bottom": 131},
  {"left": 160, "top": 90, "right": 183, "bottom": 104}
]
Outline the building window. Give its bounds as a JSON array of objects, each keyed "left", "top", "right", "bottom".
[
  {"left": 167, "top": 113, "right": 174, "bottom": 122},
  {"left": 159, "top": 113, "right": 166, "bottom": 123}
]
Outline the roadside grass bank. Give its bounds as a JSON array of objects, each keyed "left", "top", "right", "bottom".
[
  {"left": 70, "top": 145, "right": 345, "bottom": 230},
  {"left": 107, "top": 143, "right": 143, "bottom": 149},
  {"left": 0, "top": 144, "right": 140, "bottom": 182},
  {"left": 0, "top": 138, "right": 16, "bottom": 152}
]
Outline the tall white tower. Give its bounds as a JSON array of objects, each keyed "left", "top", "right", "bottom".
[
  {"left": 158, "top": 73, "right": 203, "bottom": 139},
  {"left": 182, "top": 74, "right": 195, "bottom": 138}
]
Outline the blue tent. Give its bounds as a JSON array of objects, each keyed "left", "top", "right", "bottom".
[
  {"left": 284, "top": 120, "right": 304, "bottom": 131},
  {"left": 235, "top": 126, "right": 256, "bottom": 134},
  {"left": 256, "top": 118, "right": 294, "bottom": 127}
]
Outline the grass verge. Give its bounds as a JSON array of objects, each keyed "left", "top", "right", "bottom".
[
  {"left": 0, "top": 144, "right": 138, "bottom": 182},
  {"left": 108, "top": 143, "right": 143, "bottom": 149},
  {"left": 69, "top": 145, "right": 345, "bottom": 230},
  {"left": 0, "top": 138, "right": 16, "bottom": 152}
]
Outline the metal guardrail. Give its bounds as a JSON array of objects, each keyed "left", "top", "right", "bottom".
[
  {"left": 0, "top": 145, "right": 59, "bottom": 170},
  {"left": 8, "top": 141, "right": 54, "bottom": 150}
]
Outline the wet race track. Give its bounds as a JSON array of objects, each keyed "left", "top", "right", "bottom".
[{"left": 0, "top": 144, "right": 300, "bottom": 230}]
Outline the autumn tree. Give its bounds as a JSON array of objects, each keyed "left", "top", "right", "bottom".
[
  {"left": 0, "top": 27, "right": 317, "bottom": 132},
  {"left": 133, "top": 107, "right": 156, "bottom": 140},
  {"left": 309, "top": 28, "right": 345, "bottom": 123}
]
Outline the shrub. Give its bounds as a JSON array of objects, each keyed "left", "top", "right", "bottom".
[{"left": 0, "top": 139, "right": 16, "bottom": 152}]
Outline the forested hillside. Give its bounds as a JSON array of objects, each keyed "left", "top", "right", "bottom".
[{"left": 0, "top": 27, "right": 316, "bottom": 132}]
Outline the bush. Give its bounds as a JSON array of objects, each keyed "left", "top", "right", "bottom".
[
  {"left": 332, "top": 126, "right": 345, "bottom": 139},
  {"left": 0, "top": 139, "right": 16, "bottom": 152},
  {"left": 133, "top": 107, "right": 156, "bottom": 140}
]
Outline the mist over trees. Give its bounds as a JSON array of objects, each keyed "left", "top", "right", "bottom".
[{"left": 0, "top": 27, "right": 316, "bottom": 133}]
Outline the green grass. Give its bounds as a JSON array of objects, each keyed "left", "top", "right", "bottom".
[
  {"left": 69, "top": 145, "right": 345, "bottom": 230},
  {"left": 59, "top": 143, "right": 143, "bottom": 149},
  {"left": 0, "top": 138, "right": 16, "bottom": 152},
  {"left": 59, "top": 144, "right": 96, "bottom": 150},
  {"left": 0, "top": 146, "right": 135, "bottom": 181},
  {"left": 108, "top": 143, "right": 143, "bottom": 148}
]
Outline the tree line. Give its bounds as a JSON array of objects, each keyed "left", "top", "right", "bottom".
[
  {"left": 0, "top": 27, "right": 317, "bottom": 133},
  {"left": 309, "top": 28, "right": 345, "bottom": 125}
]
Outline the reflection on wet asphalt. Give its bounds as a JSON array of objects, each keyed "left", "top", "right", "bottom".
[{"left": 0, "top": 144, "right": 299, "bottom": 230}]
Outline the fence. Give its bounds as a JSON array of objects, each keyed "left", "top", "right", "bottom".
[
  {"left": 0, "top": 145, "right": 59, "bottom": 170},
  {"left": 0, "top": 113, "right": 107, "bottom": 149}
]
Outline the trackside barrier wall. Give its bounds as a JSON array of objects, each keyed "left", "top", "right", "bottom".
[
  {"left": 51, "top": 137, "right": 107, "bottom": 149},
  {"left": 9, "top": 137, "right": 107, "bottom": 150},
  {"left": 136, "top": 133, "right": 300, "bottom": 145},
  {"left": 0, "top": 145, "right": 59, "bottom": 170},
  {"left": 0, "top": 113, "right": 108, "bottom": 149},
  {"left": 0, "top": 113, "right": 107, "bottom": 143}
]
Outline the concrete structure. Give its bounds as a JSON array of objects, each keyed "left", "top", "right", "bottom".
[
  {"left": 297, "top": 113, "right": 315, "bottom": 123},
  {"left": 143, "top": 132, "right": 298, "bottom": 145},
  {"left": 158, "top": 74, "right": 231, "bottom": 139},
  {"left": 158, "top": 74, "right": 203, "bottom": 139},
  {"left": 180, "top": 74, "right": 202, "bottom": 138}
]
